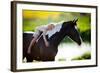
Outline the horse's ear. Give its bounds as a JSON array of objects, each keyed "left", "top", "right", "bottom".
[
  {"left": 72, "top": 19, "right": 78, "bottom": 26},
  {"left": 73, "top": 19, "right": 78, "bottom": 23}
]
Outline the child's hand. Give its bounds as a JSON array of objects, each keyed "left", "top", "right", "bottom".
[{"left": 45, "top": 42, "right": 49, "bottom": 47}]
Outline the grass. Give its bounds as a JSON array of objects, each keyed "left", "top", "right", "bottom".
[
  {"left": 58, "top": 58, "right": 66, "bottom": 61},
  {"left": 72, "top": 52, "right": 91, "bottom": 60}
]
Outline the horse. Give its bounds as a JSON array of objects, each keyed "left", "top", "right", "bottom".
[{"left": 23, "top": 19, "right": 82, "bottom": 62}]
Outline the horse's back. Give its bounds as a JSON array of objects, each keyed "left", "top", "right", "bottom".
[{"left": 23, "top": 32, "right": 34, "bottom": 47}]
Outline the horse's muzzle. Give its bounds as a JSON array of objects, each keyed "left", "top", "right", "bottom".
[{"left": 78, "top": 41, "right": 82, "bottom": 46}]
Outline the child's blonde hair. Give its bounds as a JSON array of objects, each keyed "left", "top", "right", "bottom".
[{"left": 48, "top": 24, "right": 55, "bottom": 30}]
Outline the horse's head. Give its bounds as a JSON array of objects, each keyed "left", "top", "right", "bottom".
[{"left": 62, "top": 19, "right": 82, "bottom": 45}]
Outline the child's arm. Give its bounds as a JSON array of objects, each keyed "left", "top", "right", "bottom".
[
  {"left": 37, "top": 26, "right": 49, "bottom": 47},
  {"left": 42, "top": 31, "right": 49, "bottom": 47}
]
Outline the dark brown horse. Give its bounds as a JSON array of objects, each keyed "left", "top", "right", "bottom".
[{"left": 23, "top": 19, "right": 82, "bottom": 62}]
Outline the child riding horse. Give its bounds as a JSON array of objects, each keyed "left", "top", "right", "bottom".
[
  {"left": 27, "top": 24, "right": 55, "bottom": 54},
  {"left": 23, "top": 19, "right": 82, "bottom": 62}
]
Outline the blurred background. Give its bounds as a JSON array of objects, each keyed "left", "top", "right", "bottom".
[{"left": 23, "top": 10, "right": 91, "bottom": 61}]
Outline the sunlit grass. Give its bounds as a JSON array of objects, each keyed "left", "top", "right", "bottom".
[{"left": 72, "top": 52, "right": 91, "bottom": 60}]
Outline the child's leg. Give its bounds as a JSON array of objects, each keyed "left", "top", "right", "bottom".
[
  {"left": 27, "top": 30, "right": 41, "bottom": 54},
  {"left": 27, "top": 37, "right": 38, "bottom": 54}
]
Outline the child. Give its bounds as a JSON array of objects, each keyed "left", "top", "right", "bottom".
[{"left": 27, "top": 24, "right": 55, "bottom": 54}]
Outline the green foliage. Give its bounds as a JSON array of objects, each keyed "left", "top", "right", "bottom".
[
  {"left": 72, "top": 52, "right": 91, "bottom": 60},
  {"left": 80, "top": 29, "right": 91, "bottom": 42},
  {"left": 77, "top": 14, "right": 91, "bottom": 32}
]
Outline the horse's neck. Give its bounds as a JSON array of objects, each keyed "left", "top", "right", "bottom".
[
  {"left": 49, "top": 29, "right": 66, "bottom": 47},
  {"left": 55, "top": 31, "right": 66, "bottom": 45}
]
